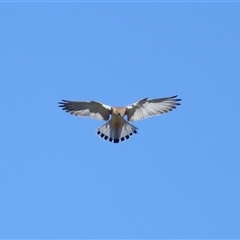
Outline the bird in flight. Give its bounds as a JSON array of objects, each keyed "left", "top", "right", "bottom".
[{"left": 58, "top": 95, "right": 181, "bottom": 143}]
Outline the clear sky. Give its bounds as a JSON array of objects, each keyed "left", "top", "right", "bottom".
[{"left": 1, "top": 2, "right": 240, "bottom": 239}]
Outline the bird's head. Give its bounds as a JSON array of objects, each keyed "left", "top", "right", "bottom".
[{"left": 112, "top": 108, "right": 123, "bottom": 117}]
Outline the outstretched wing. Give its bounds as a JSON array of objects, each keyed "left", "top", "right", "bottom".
[
  {"left": 58, "top": 100, "right": 112, "bottom": 121},
  {"left": 125, "top": 95, "right": 181, "bottom": 122}
]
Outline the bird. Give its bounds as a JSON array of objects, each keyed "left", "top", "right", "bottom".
[{"left": 58, "top": 95, "right": 181, "bottom": 143}]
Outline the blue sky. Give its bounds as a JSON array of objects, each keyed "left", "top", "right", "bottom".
[{"left": 1, "top": 2, "right": 240, "bottom": 239}]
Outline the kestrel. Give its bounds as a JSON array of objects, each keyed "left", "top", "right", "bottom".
[{"left": 58, "top": 95, "right": 181, "bottom": 143}]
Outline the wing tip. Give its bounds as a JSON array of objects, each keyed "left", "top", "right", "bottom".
[
  {"left": 170, "top": 95, "right": 182, "bottom": 103},
  {"left": 58, "top": 99, "right": 70, "bottom": 107}
]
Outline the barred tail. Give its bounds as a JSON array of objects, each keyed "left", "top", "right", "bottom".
[{"left": 97, "top": 119, "right": 138, "bottom": 143}]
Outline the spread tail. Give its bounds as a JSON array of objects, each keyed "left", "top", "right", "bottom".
[{"left": 97, "top": 119, "right": 138, "bottom": 143}]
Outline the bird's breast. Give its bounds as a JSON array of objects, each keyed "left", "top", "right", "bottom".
[{"left": 111, "top": 113, "right": 124, "bottom": 129}]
